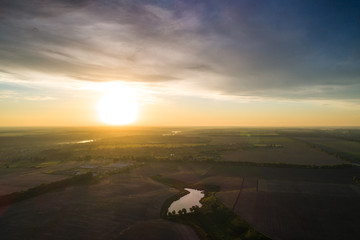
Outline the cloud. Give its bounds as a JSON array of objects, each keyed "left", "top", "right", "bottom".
[
  {"left": 0, "top": 90, "right": 17, "bottom": 99},
  {"left": 0, "top": 89, "right": 55, "bottom": 101},
  {"left": 23, "top": 96, "right": 56, "bottom": 101},
  {"left": 0, "top": 0, "right": 359, "bottom": 101}
]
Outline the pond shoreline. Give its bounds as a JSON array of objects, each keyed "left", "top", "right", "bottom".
[
  {"left": 168, "top": 188, "right": 204, "bottom": 215},
  {"left": 153, "top": 175, "right": 271, "bottom": 240}
]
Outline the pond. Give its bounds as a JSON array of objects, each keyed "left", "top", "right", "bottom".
[
  {"left": 58, "top": 139, "right": 94, "bottom": 144},
  {"left": 168, "top": 188, "right": 204, "bottom": 214}
]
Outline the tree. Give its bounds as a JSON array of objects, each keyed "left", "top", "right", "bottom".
[{"left": 182, "top": 208, "right": 187, "bottom": 214}]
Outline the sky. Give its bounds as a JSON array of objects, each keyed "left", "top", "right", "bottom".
[{"left": 0, "top": 0, "right": 359, "bottom": 126}]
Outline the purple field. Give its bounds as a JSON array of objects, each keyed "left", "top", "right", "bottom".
[{"left": 1, "top": 128, "right": 360, "bottom": 239}]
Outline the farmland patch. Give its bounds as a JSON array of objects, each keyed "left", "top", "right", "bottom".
[{"left": 222, "top": 141, "right": 346, "bottom": 166}]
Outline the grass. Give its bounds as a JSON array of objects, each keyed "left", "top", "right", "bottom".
[
  {"left": 165, "top": 192, "right": 271, "bottom": 240},
  {"left": 36, "top": 161, "right": 61, "bottom": 168},
  {"left": 152, "top": 175, "right": 270, "bottom": 240},
  {"left": 353, "top": 176, "right": 360, "bottom": 186},
  {"left": 1, "top": 127, "right": 360, "bottom": 239}
]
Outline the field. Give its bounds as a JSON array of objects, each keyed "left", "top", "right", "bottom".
[
  {"left": 0, "top": 163, "right": 199, "bottom": 240},
  {"left": 0, "top": 127, "right": 360, "bottom": 239},
  {"left": 0, "top": 168, "right": 68, "bottom": 195},
  {"left": 221, "top": 141, "right": 345, "bottom": 165},
  {"left": 295, "top": 137, "right": 360, "bottom": 163}
]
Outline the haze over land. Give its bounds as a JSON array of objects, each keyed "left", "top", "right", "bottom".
[
  {"left": 0, "top": 0, "right": 360, "bottom": 126},
  {"left": 1, "top": 127, "right": 360, "bottom": 240}
]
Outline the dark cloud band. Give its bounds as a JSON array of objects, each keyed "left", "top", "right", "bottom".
[{"left": 0, "top": 0, "right": 359, "bottom": 100}]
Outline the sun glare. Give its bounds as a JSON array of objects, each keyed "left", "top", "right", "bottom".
[{"left": 97, "top": 84, "right": 138, "bottom": 125}]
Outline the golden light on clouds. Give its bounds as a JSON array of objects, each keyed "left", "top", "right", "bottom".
[{"left": 0, "top": 1, "right": 359, "bottom": 127}]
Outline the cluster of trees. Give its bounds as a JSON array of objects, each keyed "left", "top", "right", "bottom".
[
  {"left": 0, "top": 173, "right": 94, "bottom": 207},
  {"left": 165, "top": 192, "right": 271, "bottom": 240},
  {"left": 295, "top": 138, "right": 359, "bottom": 163},
  {"left": 167, "top": 206, "right": 201, "bottom": 216},
  {"left": 253, "top": 144, "right": 283, "bottom": 148},
  {"left": 155, "top": 173, "right": 270, "bottom": 240}
]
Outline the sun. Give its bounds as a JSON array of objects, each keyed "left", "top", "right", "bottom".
[{"left": 97, "top": 85, "right": 138, "bottom": 125}]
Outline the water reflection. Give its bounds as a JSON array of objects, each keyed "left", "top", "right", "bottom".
[{"left": 168, "top": 188, "right": 204, "bottom": 214}]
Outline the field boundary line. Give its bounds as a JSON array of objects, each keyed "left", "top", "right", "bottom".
[{"left": 232, "top": 177, "right": 244, "bottom": 211}]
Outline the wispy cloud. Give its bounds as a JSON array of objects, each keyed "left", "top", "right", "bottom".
[
  {"left": 0, "top": 90, "right": 17, "bottom": 99},
  {"left": 0, "top": 0, "right": 359, "bottom": 102},
  {"left": 23, "top": 96, "right": 56, "bottom": 101},
  {"left": 0, "top": 90, "right": 55, "bottom": 101}
]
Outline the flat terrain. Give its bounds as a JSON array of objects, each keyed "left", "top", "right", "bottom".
[
  {"left": 0, "top": 168, "right": 69, "bottom": 195},
  {"left": 221, "top": 137, "right": 346, "bottom": 165},
  {"left": 1, "top": 127, "right": 360, "bottom": 239},
  {"left": 0, "top": 165, "right": 199, "bottom": 240},
  {"left": 235, "top": 191, "right": 360, "bottom": 240},
  {"left": 118, "top": 219, "right": 199, "bottom": 240},
  {"left": 296, "top": 137, "right": 360, "bottom": 163},
  {"left": 162, "top": 163, "right": 360, "bottom": 240},
  {"left": 230, "top": 168, "right": 360, "bottom": 240}
]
